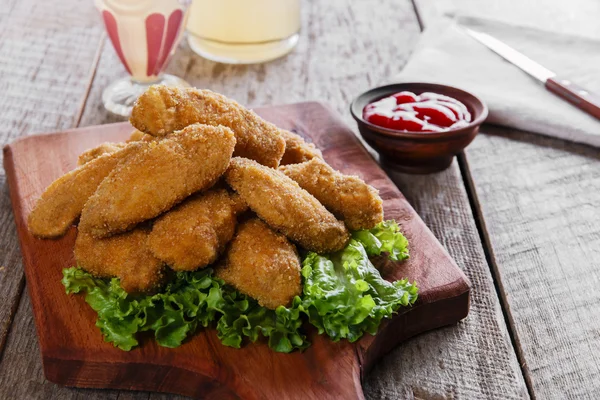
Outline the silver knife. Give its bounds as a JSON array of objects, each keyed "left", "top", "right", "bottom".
[{"left": 463, "top": 27, "right": 600, "bottom": 120}]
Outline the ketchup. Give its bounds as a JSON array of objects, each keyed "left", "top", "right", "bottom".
[{"left": 363, "top": 91, "right": 472, "bottom": 132}]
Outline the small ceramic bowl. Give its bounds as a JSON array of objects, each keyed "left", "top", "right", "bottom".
[{"left": 350, "top": 83, "right": 488, "bottom": 174}]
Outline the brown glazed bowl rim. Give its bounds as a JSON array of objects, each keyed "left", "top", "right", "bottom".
[{"left": 350, "top": 82, "right": 488, "bottom": 139}]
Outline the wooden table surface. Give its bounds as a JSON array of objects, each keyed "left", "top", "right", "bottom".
[{"left": 0, "top": 0, "right": 598, "bottom": 399}]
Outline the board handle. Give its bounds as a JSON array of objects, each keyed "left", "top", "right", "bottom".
[{"left": 545, "top": 77, "right": 600, "bottom": 120}]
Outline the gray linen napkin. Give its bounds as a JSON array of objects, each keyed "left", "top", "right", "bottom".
[{"left": 393, "top": 17, "right": 600, "bottom": 147}]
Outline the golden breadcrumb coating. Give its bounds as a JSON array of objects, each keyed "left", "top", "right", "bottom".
[
  {"left": 149, "top": 188, "right": 247, "bottom": 271},
  {"left": 77, "top": 142, "right": 128, "bottom": 166},
  {"left": 75, "top": 227, "right": 166, "bottom": 294},
  {"left": 129, "top": 85, "right": 285, "bottom": 167},
  {"left": 128, "top": 129, "right": 145, "bottom": 142},
  {"left": 215, "top": 219, "right": 301, "bottom": 309},
  {"left": 279, "top": 130, "right": 323, "bottom": 165},
  {"left": 128, "top": 129, "right": 154, "bottom": 143},
  {"left": 225, "top": 157, "right": 349, "bottom": 253},
  {"left": 280, "top": 158, "right": 383, "bottom": 230},
  {"left": 27, "top": 144, "right": 140, "bottom": 238},
  {"left": 79, "top": 123, "right": 236, "bottom": 238}
]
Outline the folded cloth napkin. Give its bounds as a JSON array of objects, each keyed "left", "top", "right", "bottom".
[{"left": 392, "top": 16, "right": 600, "bottom": 147}]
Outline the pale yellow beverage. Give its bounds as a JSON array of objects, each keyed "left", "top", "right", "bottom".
[{"left": 186, "top": 0, "right": 301, "bottom": 64}]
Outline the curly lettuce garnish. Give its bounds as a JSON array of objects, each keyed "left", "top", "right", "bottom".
[
  {"left": 62, "top": 267, "right": 307, "bottom": 352},
  {"left": 62, "top": 220, "right": 416, "bottom": 352},
  {"left": 294, "top": 226, "right": 417, "bottom": 342},
  {"left": 352, "top": 220, "right": 409, "bottom": 261}
]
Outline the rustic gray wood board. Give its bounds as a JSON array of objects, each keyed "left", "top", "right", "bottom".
[
  {"left": 414, "top": 1, "right": 600, "bottom": 397},
  {"left": 364, "top": 164, "right": 529, "bottom": 399},
  {"left": 0, "top": 0, "right": 105, "bottom": 357},
  {"left": 464, "top": 127, "right": 600, "bottom": 398}
]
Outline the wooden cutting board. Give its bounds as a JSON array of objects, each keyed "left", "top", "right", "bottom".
[{"left": 3, "top": 102, "right": 470, "bottom": 399}]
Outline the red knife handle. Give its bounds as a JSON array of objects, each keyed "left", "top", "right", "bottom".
[{"left": 545, "top": 76, "right": 600, "bottom": 120}]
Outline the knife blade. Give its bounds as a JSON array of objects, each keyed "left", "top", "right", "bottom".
[{"left": 463, "top": 27, "right": 600, "bottom": 120}]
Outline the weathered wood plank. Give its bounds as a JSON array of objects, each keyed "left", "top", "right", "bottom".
[
  {"left": 412, "top": 2, "right": 600, "bottom": 398},
  {"left": 0, "top": 292, "right": 154, "bottom": 400},
  {"left": 413, "top": 0, "right": 600, "bottom": 398},
  {"left": 0, "top": 0, "right": 104, "bottom": 358},
  {"left": 0, "top": 1, "right": 159, "bottom": 399},
  {"left": 364, "top": 2, "right": 527, "bottom": 397},
  {"left": 464, "top": 127, "right": 600, "bottom": 399},
  {"left": 364, "top": 162, "right": 527, "bottom": 399}
]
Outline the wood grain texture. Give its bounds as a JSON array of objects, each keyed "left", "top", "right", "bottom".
[
  {"left": 364, "top": 162, "right": 528, "bottom": 399},
  {"left": 370, "top": 4, "right": 528, "bottom": 396},
  {"left": 416, "top": 0, "right": 600, "bottom": 398},
  {"left": 4, "top": 103, "right": 469, "bottom": 399},
  {"left": 0, "top": 0, "right": 103, "bottom": 359},
  {"left": 464, "top": 127, "right": 600, "bottom": 399},
  {"left": 0, "top": 293, "right": 143, "bottom": 400}
]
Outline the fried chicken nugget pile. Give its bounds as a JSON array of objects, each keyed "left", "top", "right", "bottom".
[
  {"left": 75, "top": 227, "right": 165, "bottom": 294},
  {"left": 79, "top": 123, "right": 235, "bottom": 238},
  {"left": 225, "top": 157, "right": 350, "bottom": 253},
  {"left": 149, "top": 188, "right": 247, "bottom": 271},
  {"left": 216, "top": 219, "right": 301, "bottom": 309},
  {"left": 130, "top": 85, "right": 285, "bottom": 168},
  {"left": 280, "top": 158, "right": 383, "bottom": 230},
  {"left": 27, "top": 143, "right": 140, "bottom": 238},
  {"left": 28, "top": 85, "right": 387, "bottom": 306}
]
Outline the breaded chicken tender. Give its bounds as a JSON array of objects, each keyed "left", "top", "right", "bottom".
[
  {"left": 79, "top": 123, "right": 236, "bottom": 238},
  {"left": 225, "top": 157, "right": 349, "bottom": 253},
  {"left": 27, "top": 144, "right": 140, "bottom": 238},
  {"left": 75, "top": 227, "right": 165, "bottom": 294},
  {"left": 216, "top": 219, "right": 301, "bottom": 309},
  {"left": 130, "top": 85, "right": 285, "bottom": 167},
  {"left": 280, "top": 158, "right": 383, "bottom": 230},
  {"left": 279, "top": 130, "right": 323, "bottom": 165},
  {"left": 149, "top": 188, "right": 247, "bottom": 271},
  {"left": 77, "top": 142, "right": 127, "bottom": 166}
]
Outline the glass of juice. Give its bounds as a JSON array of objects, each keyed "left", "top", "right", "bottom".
[
  {"left": 186, "top": 0, "right": 300, "bottom": 64},
  {"left": 96, "top": 0, "right": 192, "bottom": 117}
]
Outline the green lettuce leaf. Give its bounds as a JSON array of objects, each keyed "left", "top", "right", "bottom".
[
  {"left": 215, "top": 299, "right": 308, "bottom": 352},
  {"left": 295, "top": 221, "right": 417, "bottom": 342},
  {"left": 62, "top": 267, "right": 307, "bottom": 352},
  {"left": 352, "top": 220, "right": 409, "bottom": 261}
]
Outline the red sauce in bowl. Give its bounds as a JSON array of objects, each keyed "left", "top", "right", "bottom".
[{"left": 362, "top": 91, "right": 472, "bottom": 132}]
